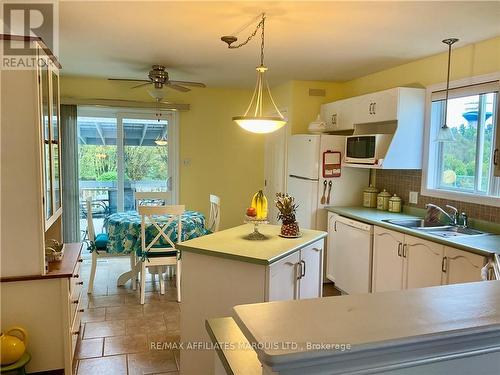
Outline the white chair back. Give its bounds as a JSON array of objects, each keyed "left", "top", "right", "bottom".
[
  {"left": 207, "top": 194, "right": 221, "bottom": 232},
  {"left": 138, "top": 205, "right": 185, "bottom": 254},
  {"left": 86, "top": 197, "right": 96, "bottom": 242},
  {"left": 135, "top": 191, "right": 172, "bottom": 208}
]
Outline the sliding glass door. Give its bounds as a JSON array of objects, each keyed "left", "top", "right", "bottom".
[{"left": 78, "top": 107, "right": 177, "bottom": 225}]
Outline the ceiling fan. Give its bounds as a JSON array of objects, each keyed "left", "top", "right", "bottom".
[{"left": 108, "top": 65, "right": 206, "bottom": 93}]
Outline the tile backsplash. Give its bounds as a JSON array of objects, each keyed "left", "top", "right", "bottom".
[{"left": 375, "top": 169, "right": 500, "bottom": 224}]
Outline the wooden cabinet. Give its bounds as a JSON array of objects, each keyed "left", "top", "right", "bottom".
[
  {"left": 406, "top": 237, "right": 444, "bottom": 289},
  {"left": 444, "top": 247, "right": 485, "bottom": 284},
  {"left": 372, "top": 227, "right": 405, "bottom": 292},
  {"left": 268, "top": 241, "right": 323, "bottom": 301},
  {"left": 373, "top": 226, "right": 487, "bottom": 293}
]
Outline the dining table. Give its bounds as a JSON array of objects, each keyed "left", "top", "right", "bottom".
[{"left": 103, "top": 210, "right": 210, "bottom": 286}]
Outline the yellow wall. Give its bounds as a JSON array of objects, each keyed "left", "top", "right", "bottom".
[
  {"left": 342, "top": 36, "right": 500, "bottom": 97},
  {"left": 60, "top": 76, "right": 263, "bottom": 229}
]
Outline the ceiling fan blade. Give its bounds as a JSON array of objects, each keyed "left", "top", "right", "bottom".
[
  {"left": 168, "top": 80, "right": 206, "bottom": 88},
  {"left": 166, "top": 83, "right": 190, "bottom": 92},
  {"left": 108, "top": 78, "right": 150, "bottom": 83},
  {"left": 131, "top": 82, "right": 152, "bottom": 89}
]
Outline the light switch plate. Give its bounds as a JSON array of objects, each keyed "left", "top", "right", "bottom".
[{"left": 409, "top": 191, "right": 419, "bottom": 204}]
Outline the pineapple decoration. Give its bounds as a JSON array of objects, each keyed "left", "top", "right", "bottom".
[{"left": 275, "top": 193, "right": 300, "bottom": 237}]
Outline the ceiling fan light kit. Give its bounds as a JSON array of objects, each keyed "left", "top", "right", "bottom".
[
  {"left": 436, "top": 37, "right": 459, "bottom": 143},
  {"left": 222, "top": 13, "right": 286, "bottom": 134}
]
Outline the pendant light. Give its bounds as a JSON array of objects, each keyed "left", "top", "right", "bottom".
[
  {"left": 436, "top": 38, "right": 459, "bottom": 143},
  {"left": 221, "top": 13, "right": 286, "bottom": 134}
]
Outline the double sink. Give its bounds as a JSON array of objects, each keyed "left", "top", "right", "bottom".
[{"left": 382, "top": 218, "right": 487, "bottom": 238}]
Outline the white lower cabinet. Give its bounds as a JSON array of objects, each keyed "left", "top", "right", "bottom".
[
  {"left": 373, "top": 227, "right": 405, "bottom": 292},
  {"left": 373, "top": 225, "right": 487, "bottom": 293},
  {"left": 444, "top": 246, "right": 485, "bottom": 284},
  {"left": 268, "top": 241, "right": 323, "bottom": 301}
]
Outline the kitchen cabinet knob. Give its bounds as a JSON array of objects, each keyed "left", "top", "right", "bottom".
[
  {"left": 78, "top": 309, "right": 85, "bottom": 313},
  {"left": 73, "top": 274, "right": 79, "bottom": 278},
  {"left": 72, "top": 330, "right": 80, "bottom": 335},
  {"left": 397, "top": 242, "right": 402, "bottom": 257},
  {"left": 77, "top": 281, "right": 84, "bottom": 285},
  {"left": 78, "top": 258, "right": 83, "bottom": 263},
  {"left": 72, "top": 300, "right": 79, "bottom": 304}
]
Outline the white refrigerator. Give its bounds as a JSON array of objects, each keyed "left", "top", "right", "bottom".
[{"left": 287, "top": 134, "right": 369, "bottom": 232}]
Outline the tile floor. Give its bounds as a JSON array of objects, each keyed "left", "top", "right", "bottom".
[
  {"left": 76, "top": 250, "right": 180, "bottom": 375},
  {"left": 76, "top": 249, "right": 340, "bottom": 374}
]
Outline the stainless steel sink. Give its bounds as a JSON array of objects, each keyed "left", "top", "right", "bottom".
[
  {"left": 382, "top": 218, "right": 487, "bottom": 238},
  {"left": 382, "top": 218, "right": 448, "bottom": 229}
]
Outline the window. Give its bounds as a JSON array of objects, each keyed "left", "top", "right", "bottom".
[{"left": 424, "top": 77, "right": 500, "bottom": 205}]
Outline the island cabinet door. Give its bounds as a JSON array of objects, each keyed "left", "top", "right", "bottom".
[
  {"left": 372, "top": 226, "right": 405, "bottom": 293},
  {"left": 444, "top": 247, "right": 486, "bottom": 285},
  {"left": 267, "top": 251, "right": 301, "bottom": 302},
  {"left": 298, "top": 241, "right": 323, "bottom": 300},
  {"left": 405, "top": 235, "right": 444, "bottom": 289}
]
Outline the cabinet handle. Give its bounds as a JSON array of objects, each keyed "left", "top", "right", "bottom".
[
  {"left": 369, "top": 103, "right": 373, "bottom": 114},
  {"left": 296, "top": 262, "right": 302, "bottom": 280},
  {"left": 78, "top": 258, "right": 83, "bottom": 263},
  {"left": 402, "top": 244, "right": 408, "bottom": 258},
  {"left": 72, "top": 300, "right": 79, "bottom": 304},
  {"left": 332, "top": 113, "right": 337, "bottom": 125},
  {"left": 442, "top": 256, "right": 447, "bottom": 273},
  {"left": 301, "top": 260, "right": 306, "bottom": 278},
  {"left": 397, "top": 242, "right": 402, "bottom": 257},
  {"left": 494, "top": 149, "right": 499, "bottom": 166},
  {"left": 76, "top": 281, "right": 84, "bottom": 285},
  {"left": 334, "top": 221, "right": 337, "bottom": 232},
  {"left": 73, "top": 274, "right": 79, "bottom": 278},
  {"left": 78, "top": 309, "right": 85, "bottom": 313},
  {"left": 312, "top": 247, "right": 321, "bottom": 252},
  {"left": 372, "top": 102, "right": 376, "bottom": 114},
  {"left": 72, "top": 330, "right": 80, "bottom": 335}
]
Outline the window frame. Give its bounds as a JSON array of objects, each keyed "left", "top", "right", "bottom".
[{"left": 421, "top": 72, "right": 500, "bottom": 207}]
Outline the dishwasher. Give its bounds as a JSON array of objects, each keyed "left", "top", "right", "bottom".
[{"left": 329, "top": 214, "right": 373, "bottom": 294}]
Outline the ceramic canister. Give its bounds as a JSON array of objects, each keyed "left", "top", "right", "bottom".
[
  {"left": 363, "top": 185, "right": 379, "bottom": 208},
  {"left": 388, "top": 194, "right": 402, "bottom": 213},
  {"left": 377, "top": 189, "right": 391, "bottom": 211}
]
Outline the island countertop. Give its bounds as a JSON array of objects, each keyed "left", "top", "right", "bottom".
[
  {"left": 233, "top": 281, "right": 500, "bottom": 370},
  {"left": 178, "top": 224, "right": 326, "bottom": 265}
]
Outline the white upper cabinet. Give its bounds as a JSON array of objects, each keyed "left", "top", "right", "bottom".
[
  {"left": 355, "top": 88, "right": 399, "bottom": 124},
  {"left": 321, "top": 98, "right": 358, "bottom": 131}
]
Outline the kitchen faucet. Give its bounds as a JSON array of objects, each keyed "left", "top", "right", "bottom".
[{"left": 425, "top": 203, "right": 459, "bottom": 225}]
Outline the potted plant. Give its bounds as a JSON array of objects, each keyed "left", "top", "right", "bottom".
[{"left": 275, "top": 193, "right": 300, "bottom": 237}]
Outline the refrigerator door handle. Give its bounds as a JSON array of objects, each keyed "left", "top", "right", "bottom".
[{"left": 289, "top": 174, "right": 319, "bottom": 182}]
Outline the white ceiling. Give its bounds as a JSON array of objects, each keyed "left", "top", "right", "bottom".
[{"left": 59, "top": 1, "right": 500, "bottom": 88}]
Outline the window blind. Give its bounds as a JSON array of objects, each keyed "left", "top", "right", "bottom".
[{"left": 431, "top": 80, "right": 499, "bottom": 102}]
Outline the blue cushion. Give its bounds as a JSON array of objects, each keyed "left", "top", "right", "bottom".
[{"left": 95, "top": 233, "right": 109, "bottom": 250}]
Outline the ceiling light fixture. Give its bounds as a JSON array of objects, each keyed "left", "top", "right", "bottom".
[
  {"left": 436, "top": 38, "right": 459, "bottom": 143},
  {"left": 221, "top": 13, "right": 286, "bottom": 134}
]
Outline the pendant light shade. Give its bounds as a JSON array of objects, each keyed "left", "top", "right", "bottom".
[
  {"left": 222, "top": 14, "right": 286, "bottom": 134},
  {"left": 435, "top": 38, "right": 459, "bottom": 143}
]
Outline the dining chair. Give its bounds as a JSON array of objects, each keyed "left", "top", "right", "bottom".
[
  {"left": 86, "top": 197, "right": 137, "bottom": 293},
  {"left": 207, "top": 194, "right": 221, "bottom": 232},
  {"left": 135, "top": 191, "right": 172, "bottom": 209},
  {"left": 138, "top": 205, "right": 185, "bottom": 304}
]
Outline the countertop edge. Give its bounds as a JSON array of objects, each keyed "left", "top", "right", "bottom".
[
  {"left": 326, "top": 207, "right": 498, "bottom": 256},
  {"left": 178, "top": 232, "right": 327, "bottom": 265}
]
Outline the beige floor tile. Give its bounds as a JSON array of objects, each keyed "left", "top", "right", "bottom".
[
  {"left": 84, "top": 320, "right": 126, "bottom": 339},
  {"left": 127, "top": 350, "right": 178, "bottom": 375},
  {"left": 143, "top": 302, "right": 179, "bottom": 317},
  {"left": 126, "top": 317, "right": 167, "bottom": 335},
  {"left": 77, "top": 354, "right": 127, "bottom": 375},
  {"left": 75, "top": 338, "right": 103, "bottom": 359},
  {"left": 104, "top": 333, "right": 149, "bottom": 356},
  {"left": 88, "top": 294, "right": 126, "bottom": 308},
  {"left": 81, "top": 307, "right": 106, "bottom": 323},
  {"left": 106, "top": 305, "right": 144, "bottom": 320}
]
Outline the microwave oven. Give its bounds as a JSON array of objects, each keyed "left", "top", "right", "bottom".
[{"left": 345, "top": 134, "right": 393, "bottom": 165}]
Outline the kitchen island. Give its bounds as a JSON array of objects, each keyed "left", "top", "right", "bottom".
[
  {"left": 178, "top": 224, "right": 326, "bottom": 375},
  {"left": 207, "top": 281, "right": 500, "bottom": 375}
]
